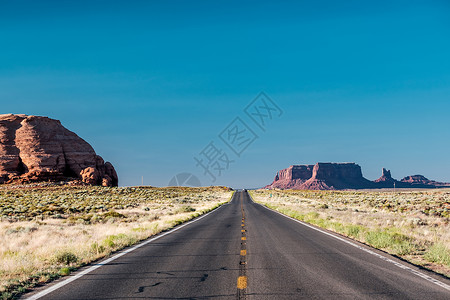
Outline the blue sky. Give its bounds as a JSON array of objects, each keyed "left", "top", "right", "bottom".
[{"left": 1, "top": 1, "right": 450, "bottom": 188}]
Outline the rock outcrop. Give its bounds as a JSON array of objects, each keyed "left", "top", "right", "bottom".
[
  {"left": 265, "top": 163, "right": 449, "bottom": 190},
  {"left": 266, "top": 162, "right": 374, "bottom": 190},
  {"left": 374, "top": 168, "right": 393, "bottom": 183},
  {"left": 269, "top": 165, "right": 314, "bottom": 189},
  {"left": 400, "top": 175, "right": 449, "bottom": 187},
  {"left": 0, "top": 114, "right": 118, "bottom": 186},
  {"left": 373, "top": 168, "right": 400, "bottom": 188},
  {"left": 303, "top": 163, "right": 374, "bottom": 190},
  {"left": 401, "top": 175, "right": 430, "bottom": 185}
]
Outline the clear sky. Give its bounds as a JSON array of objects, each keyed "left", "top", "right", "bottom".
[{"left": 1, "top": 1, "right": 450, "bottom": 188}]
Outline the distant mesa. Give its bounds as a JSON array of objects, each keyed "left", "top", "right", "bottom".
[
  {"left": 265, "top": 163, "right": 449, "bottom": 190},
  {"left": 400, "top": 174, "right": 449, "bottom": 187},
  {"left": 0, "top": 114, "right": 118, "bottom": 187}
]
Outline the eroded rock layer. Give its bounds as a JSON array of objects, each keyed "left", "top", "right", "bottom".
[
  {"left": 265, "top": 163, "right": 449, "bottom": 190},
  {"left": 0, "top": 114, "right": 118, "bottom": 186}
]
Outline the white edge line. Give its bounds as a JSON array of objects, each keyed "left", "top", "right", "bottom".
[
  {"left": 247, "top": 192, "right": 450, "bottom": 292},
  {"left": 26, "top": 194, "right": 235, "bottom": 300}
]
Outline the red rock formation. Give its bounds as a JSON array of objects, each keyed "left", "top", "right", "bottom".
[
  {"left": 266, "top": 162, "right": 374, "bottom": 190},
  {"left": 374, "top": 168, "right": 394, "bottom": 183},
  {"left": 400, "top": 175, "right": 431, "bottom": 184},
  {"left": 302, "top": 163, "right": 374, "bottom": 190},
  {"left": 265, "top": 164, "right": 449, "bottom": 190},
  {"left": 265, "top": 165, "right": 314, "bottom": 189},
  {"left": 373, "top": 168, "right": 399, "bottom": 188},
  {"left": 401, "top": 175, "right": 450, "bottom": 187},
  {"left": 401, "top": 175, "right": 430, "bottom": 185},
  {"left": 0, "top": 114, "right": 118, "bottom": 186}
]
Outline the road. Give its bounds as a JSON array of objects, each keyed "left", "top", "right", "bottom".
[{"left": 26, "top": 191, "right": 450, "bottom": 299}]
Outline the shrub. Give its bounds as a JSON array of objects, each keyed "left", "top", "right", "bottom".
[
  {"left": 365, "top": 231, "right": 396, "bottom": 249},
  {"left": 59, "top": 267, "right": 70, "bottom": 276},
  {"left": 103, "top": 211, "right": 126, "bottom": 218},
  {"left": 425, "top": 243, "right": 450, "bottom": 266},
  {"left": 345, "top": 225, "right": 363, "bottom": 238},
  {"left": 178, "top": 206, "right": 196, "bottom": 213},
  {"left": 306, "top": 212, "right": 319, "bottom": 220},
  {"left": 90, "top": 242, "right": 105, "bottom": 254},
  {"left": 55, "top": 251, "right": 78, "bottom": 265},
  {"left": 102, "top": 233, "right": 136, "bottom": 249},
  {"left": 364, "top": 230, "right": 416, "bottom": 255}
]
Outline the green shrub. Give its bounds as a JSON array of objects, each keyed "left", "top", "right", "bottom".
[
  {"left": 59, "top": 267, "right": 70, "bottom": 276},
  {"left": 345, "top": 225, "right": 363, "bottom": 238},
  {"left": 306, "top": 212, "right": 319, "bottom": 220},
  {"left": 365, "top": 231, "right": 395, "bottom": 248},
  {"left": 425, "top": 243, "right": 450, "bottom": 266},
  {"left": 103, "top": 211, "right": 126, "bottom": 218},
  {"left": 1, "top": 292, "right": 13, "bottom": 300},
  {"left": 102, "top": 233, "right": 136, "bottom": 250},
  {"left": 331, "top": 222, "right": 344, "bottom": 232},
  {"left": 90, "top": 242, "right": 105, "bottom": 254},
  {"left": 55, "top": 251, "right": 78, "bottom": 265},
  {"left": 364, "top": 230, "right": 416, "bottom": 255},
  {"left": 177, "top": 205, "right": 196, "bottom": 213}
]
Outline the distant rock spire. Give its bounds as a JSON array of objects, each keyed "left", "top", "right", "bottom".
[{"left": 382, "top": 168, "right": 392, "bottom": 179}]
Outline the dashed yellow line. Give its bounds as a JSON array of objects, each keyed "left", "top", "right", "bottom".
[
  {"left": 237, "top": 276, "right": 247, "bottom": 289},
  {"left": 238, "top": 192, "right": 248, "bottom": 297}
]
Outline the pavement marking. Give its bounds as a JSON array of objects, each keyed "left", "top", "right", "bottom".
[
  {"left": 25, "top": 195, "right": 235, "bottom": 300},
  {"left": 250, "top": 194, "right": 450, "bottom": 292},
  {"left": 237, "top": 276, "right": 248, "bottom": 289},
  {"left": 237, "top": 191, "right": 248, "bottom": 299}
]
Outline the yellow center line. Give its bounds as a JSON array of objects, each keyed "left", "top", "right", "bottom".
[
  {"left": 238, "top": 193, "right": 248, "bottom": 296},
  {"left": 237, "top": 276, "right": 247, "bottom": 289}
]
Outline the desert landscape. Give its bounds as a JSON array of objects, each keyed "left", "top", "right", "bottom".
[
  {"left": 0, "top": 184, "right": 232, "bottom": 298},
  {"left": 1, "top": 115, "right": 449, "bottom": 298},
  {"left": 2, "top": 2, "right": 450, "bottom": 299},
  {"left": 251, "top": 188, "right": 450, "bottom": 277}
]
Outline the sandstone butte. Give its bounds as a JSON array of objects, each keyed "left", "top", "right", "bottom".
[
  {"left": 0, "top": 114, "right": 118, "bottom": 187},
  {"left": 265, "top": 162, "right": 450, "bottom": 190}
]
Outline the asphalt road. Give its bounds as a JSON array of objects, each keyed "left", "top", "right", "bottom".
[{"left": 26, "top": 191, "right": 450, "bottom": 299}]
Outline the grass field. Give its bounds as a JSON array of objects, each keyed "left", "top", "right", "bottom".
[
  {"left": 0, "top": 185, "right": 232, "bottom": 299},
  {"left": 251, "top": 188, "right": 450, "bottom": 277}
]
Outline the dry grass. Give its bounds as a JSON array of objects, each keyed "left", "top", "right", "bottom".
[
  {"left": 0, "top": 185, "right": 232, "bottom": 299},
  {"left": 251, "top": 188, "right": 450, "bottom": 277}
]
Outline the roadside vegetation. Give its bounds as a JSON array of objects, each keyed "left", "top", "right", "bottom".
[
  {"left": 0, "top": 185, "right": 232, "bottom": 299},
  {"left": 251, "top": 188, "right": 450, "bottom": 277}
]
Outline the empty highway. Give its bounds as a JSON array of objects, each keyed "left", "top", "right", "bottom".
[{"left": 26, "top": 191, "right": 450, "bottom": 299}]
